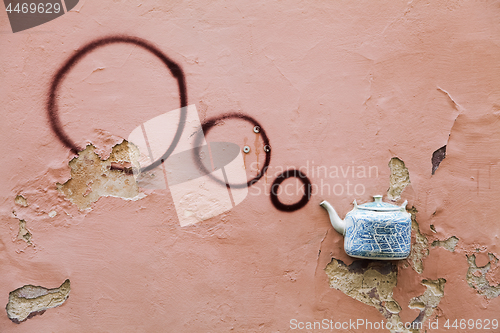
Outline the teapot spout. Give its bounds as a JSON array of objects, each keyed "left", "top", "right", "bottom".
[{"left": 320, "top": 200, "right": 345, "bottom": 235}]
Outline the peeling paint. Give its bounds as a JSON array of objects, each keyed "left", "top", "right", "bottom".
[
  {"left": 6, "top": 279, "right": 70, "bottom": 324},
  {"left": 324, "top": 259, "right": 405, "bottom": 332},
  {"left": 466, "top": 253, "right": 500, "bottom": 299},
  {"left": 436, "top": 87, "right": 466, "bottom": 113},
  {"left": 431, "top": 145, "right": 446, "bottom": 175},
  {"left": 14, "top": 195, "right": 28, "bottom": 207},
  {"left": 16, "top": 219, "right": 32, "bottom": 245},
  {"left": 57, "top": 141, "right": 145, "bottom": 210},
  {"left": 406, "top": 207, "right": 429, "bottom": 274},
  {"left": 324, "top": 258, "right": 398, "bottom": 317},
  {"left": 431, "top": 236, "right": 459, "bottom": 252},
  {"left": 324, "top": 259, "right": 446, "bottom": 333},
  {"left": 408, "top": 278, "right": 446, "bottom": 327},
  {"left": 387, "top": 158, "right": 410, "bottom": 201}
]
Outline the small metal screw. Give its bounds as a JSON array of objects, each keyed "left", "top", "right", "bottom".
[
  {"left": 243, "top": 146, "right": 251, "bottom": 153},
  {"left": 253, "top": 126, "right": 260, "bottom": 133},
  {"left": 263, "top": 145, "right": 271, "bottom": 153}
]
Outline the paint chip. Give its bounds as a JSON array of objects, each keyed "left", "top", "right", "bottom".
[
  {"left": 385, "top": 300, "right": 402, "bottom": 314},
  {"left": 14, "top": 195, "right": 28, "bottom": 207},
  {"left": 431, "top": 145, "right": 446, "bottom": 175},
  {"left": 6, "top": 279, "right": 70, "bottom": 323},
  {"left": 431, "top": 236, "right": 459, "bottom": 252},
  {"left": 17, "top": 219, "right": 32, "bottom": 245},
  {"left": 421, "top": 278, "right": 446, "bottom": 297},
  {"left": 387, "top": 157, "right": 410, "bottom": 201}
]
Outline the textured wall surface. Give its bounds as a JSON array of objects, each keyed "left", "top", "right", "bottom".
[{"left": 1, "top": 0, "right": 500, "bottom": 332}]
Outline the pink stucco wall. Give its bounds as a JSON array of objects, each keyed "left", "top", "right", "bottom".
[{"left": 1, "top": 0, "right": 500, "bottom": 332}]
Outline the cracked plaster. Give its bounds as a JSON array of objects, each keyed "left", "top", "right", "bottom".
[
  {"left": 431, "top": 236, "right": 459, "bottom": 252},
  {"left": 324, "top": 258, "right": 446, "bottom": 333},
  {"left": 6, "top": 280, "right": 70, "bottom": 324},
  {"left": 57, "top": 141, "right": 145, "bottom": 210},
  {"left": 16, "top": 220, "right": 32, "bottom": 246},
  {"left": 387, "top": 158, "right": 410, "bottom": 202},
  {"left": 466, "top": 253, "right": 500, "bottom": 299}
]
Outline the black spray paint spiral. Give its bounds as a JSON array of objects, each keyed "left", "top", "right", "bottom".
[{"left": 47, "top": 35, "right": 187, "bottom": 173}]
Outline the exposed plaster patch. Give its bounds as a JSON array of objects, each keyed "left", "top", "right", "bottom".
[
  {"left": 431, "top": 236, "right": 459, "bottom": 252},
  {"left": 385, "top": 300, "right": 402, "bottom": 314},
  {"left": 431, "top": 145, "right": 446, "bottom": 175},
  {"left": 324, "top": 258, "right": 398, "bottom": 314},
  {"left": 324, "top": 259, "right": 405, "bottom": 330},
  {"left": 57, "top": 141, "right": 144, "bottom": 210},
  {"left": 466, "top": 253, "right": 500, "bottom": 299},
  {"left": 14, "top": 195, "right": 28, "bottom": 207},
  {"left": 406, "top": 207, "right": 429, "bottom": 274},
  {"left": 16, "top": 219, "right": 32, "bottom": 245},
  {"left": 6, "top": 279, "right": 70, "bottom": 324},
  {"left": 324, "top": 259, "right": 444, "bottom": 332},
  {"left": 409, "top": 278, "right": 446, "bottom": 327},
  {"left": 387, "top": 158, "right": 410, "bottom": 201}
]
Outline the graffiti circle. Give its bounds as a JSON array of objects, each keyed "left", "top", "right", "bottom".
[
  {"left": 47, "top": 35, "right": 187, "bottom": 173},
  {"left": 193, "top": 113, "right": 271, "bottom": 189},
  {"left": 270, "top": 169, "right": 312, "bottom": 212}
]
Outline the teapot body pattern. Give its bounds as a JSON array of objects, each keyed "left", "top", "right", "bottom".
[{"left": 320, "top": 195, "right": 411, "bottom": 260}]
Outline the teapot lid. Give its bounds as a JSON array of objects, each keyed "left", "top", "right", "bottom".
[{"left": 355, "top": 195, "right": 404, "bottom": 211}]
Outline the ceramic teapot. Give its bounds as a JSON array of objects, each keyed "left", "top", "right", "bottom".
[{"left": 320, "top": 195, "right": 411, "bottom": 260}]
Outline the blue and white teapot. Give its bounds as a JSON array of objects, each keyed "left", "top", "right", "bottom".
[{"left": 320, "top": 195, "right": 411, "bottom": 260}]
